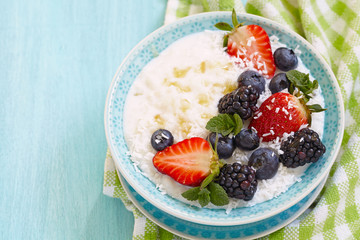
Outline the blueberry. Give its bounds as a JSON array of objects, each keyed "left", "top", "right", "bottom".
[
  {"left": 151, "top": 129, "right": 174, "bottom": 151},
  {"left": 274, "top": 47, "right": 298, "bottom": 71},
  {"left": 269, "top": 73, "right": 290, "bottom": 94},
  {"left": 234, "top": 129, "right": 260, "bottom": 151},
  {"left": 208, "top": 132, "right": 235, "bottom": 159},
  {"left": 237, "top": 70, "right": 266, "bottom": 93},
  {"left": 248, "top": 148, "right": 279, "bottom": 180}
]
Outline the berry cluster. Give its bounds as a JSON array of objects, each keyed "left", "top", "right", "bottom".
[{"left": 149, "top": 11, "right": 327, "bottom": 207}]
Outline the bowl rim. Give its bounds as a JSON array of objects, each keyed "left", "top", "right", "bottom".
[
  {"left": 119, "top": 170, "right": 327, "bottom": 240},
  {"left": 104, "top": 11, "right": 345, "bottom": 226}
]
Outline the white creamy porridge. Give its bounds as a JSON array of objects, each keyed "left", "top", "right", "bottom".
[{"left": 123, "top": 30, "right": 325, "bottom": 210}]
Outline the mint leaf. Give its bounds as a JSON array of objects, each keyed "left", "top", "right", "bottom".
[
  {"left": 232, "top": 114, "right": 243, "bottom": 135},
  {"left": 181, "top": 187, "right": 200, "bottom": 201},
  {"left": 286, "top": 70, "right": 319, "bottom": 100},
  {"left": 198, "top": 188, "right": 211, "bottom": 207},
  {"left": 208, "top": 182, "right": 229, "bottom": 206},
  {"left": 205, "top": 114, "right": 243, "bottom": 136},
  {"left": 214, "top": 22, "right": 233, "bottom": 31},
  {"left": 206, "top": 114, "right": 233, "bottom": 135}
]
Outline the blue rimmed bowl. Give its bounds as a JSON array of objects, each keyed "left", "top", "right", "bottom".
[
  {"left": 104, "top": 12, "right": 344, "bottom": 226},
  {"left": 120, "top": 173, "right": 326, "bottom": 239}
]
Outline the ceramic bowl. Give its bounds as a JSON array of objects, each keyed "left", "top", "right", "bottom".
[
  {"left": 104, "top": 12, "right": 344, "bottom": 226},
  {"left": 119, "top": 172, "right": 326, "bottom": 239}
]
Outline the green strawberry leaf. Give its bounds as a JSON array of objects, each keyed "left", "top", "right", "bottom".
[
  {"left": 208, "top": 182, "right": 229, "bottom": 206},
  {"left": 205, "top": 113, "right": 243, "bottom": 136},
  {"left": 181, "top": 187, "right": 200, "bottom": 201},
  {"left": 198, "top": 188, "right": 211, "bottom": 207},
  {"left": 231, "top": 9, "right": 239, "bottom": 28},
  {"left": 200, "top": 172, "right": 217, "bottom": 189},
  {"left": 308, "top": 104, "right": 327, "bottom": 113},
  {"left": 223, "top": 35, "right": 229, "bottom": 48},
  {"left": 200, "top": 159, "right": 223, "bottom": 189},
  {"left": 214, "top": 22, "right": 233, "bottom": 31}
]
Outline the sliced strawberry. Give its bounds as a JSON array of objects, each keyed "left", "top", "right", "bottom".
[
  {"left": 249, "top": 92, "right": 310, "bottom": 142},
  {"left": 227, "top": 24, "right": 276, "bottom": 79},
  {"left": 153, "top": 137, "right": 214, "bottom": 187}
]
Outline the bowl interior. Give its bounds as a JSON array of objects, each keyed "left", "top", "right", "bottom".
[{"left": 105, "top": 12, "right": 344, "bottom": 225}]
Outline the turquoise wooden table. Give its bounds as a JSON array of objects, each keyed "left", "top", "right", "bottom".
[{"left": 0, "top": 1, "right": 167, "bottom": 239}]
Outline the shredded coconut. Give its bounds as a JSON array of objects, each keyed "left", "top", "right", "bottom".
[
  {"left": 123, "top": 30, "right": 325, "bottom": 211},
  {"left": 282, "top": 107, "right": 289, "bottom": 115},
  {"left": 247, "top": 36, "right": 256, "bottom": 46}
]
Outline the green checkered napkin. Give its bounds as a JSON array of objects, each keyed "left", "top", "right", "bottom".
[{"left": 103, "top": 0, "right": 360, "bottom": 239}]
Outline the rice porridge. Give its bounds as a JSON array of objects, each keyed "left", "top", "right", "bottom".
[{"left": 123, "top": 30, "right": 325, "bottom": 210}]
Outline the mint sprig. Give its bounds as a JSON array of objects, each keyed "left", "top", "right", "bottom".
[
  {"left": 182, "top": 187, "right": 201, "bottom": 201},
  {"left": 286, "top": 70, "right": 327, "bottom": 114},
  {"left": 208, "top": 182, "right": 229, "bottom": 206},
  {"left": 181, "top": 182, "right": 229, "bottom": 207},
  {"left": 198, "top": 188, "right": 211, "bottom": 207},
  {"left": 205, "top": 113, "right": 243, "bottom": 136},
  {"left": 286, "top": 70, "right": 319, "bottom": 102},
  {"left": 181, "top": 155, "right": 229, "bottom": 207}
]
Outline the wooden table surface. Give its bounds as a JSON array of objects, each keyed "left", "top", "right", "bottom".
[{"left": 0, "top": 1, "right": 167, "bottom": 239}]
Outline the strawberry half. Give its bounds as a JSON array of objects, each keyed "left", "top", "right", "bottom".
[
  {"left": 249, "top": 92, "right": 310, "bottom": 142},
  {"left": 215, "top": 10, "right": 276, "bottom": 78},
  {"left": 228, "top": 25, "right": 276, "bottom": 78},
  {"left": 152, "top": 137, "right": 214, "bottom": 187}
]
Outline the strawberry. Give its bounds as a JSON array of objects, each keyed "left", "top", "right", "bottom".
[
  {"left": 249, "top": 70, "right": 326, "bottom": 142},
  {"left": 249, "top": 92, "right": 310, "bottom": 142},
  {"left": 152, "top": 137, "right": 214, "bottom": 187},
  {"left": 215, "top": 10, "right": 276, "bottom": 78},
  {"left": 227, "top": 25, "right": 276, "bottom": 78}
]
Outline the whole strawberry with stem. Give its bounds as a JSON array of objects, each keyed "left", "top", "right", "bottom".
[
  {"left": 215, "top": 9, "right": 276, "bottom": 78},
  {"left": 249, "top": 70, "right": 326, "bottom": 142}
]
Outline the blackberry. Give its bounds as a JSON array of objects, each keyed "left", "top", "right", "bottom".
[
  {"left": 216, "top": 163, "right": 257, "bottom": 201},
  {"left": 218, "top": 86, "right": 259, "bottom": 120},
  {"left": 280, "top": 128, "right": 326, "bottom": 168}
]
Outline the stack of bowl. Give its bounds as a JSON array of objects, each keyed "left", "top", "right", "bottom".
[{"left": 105, "top": 12, "right": 344, "bottom": 239}]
